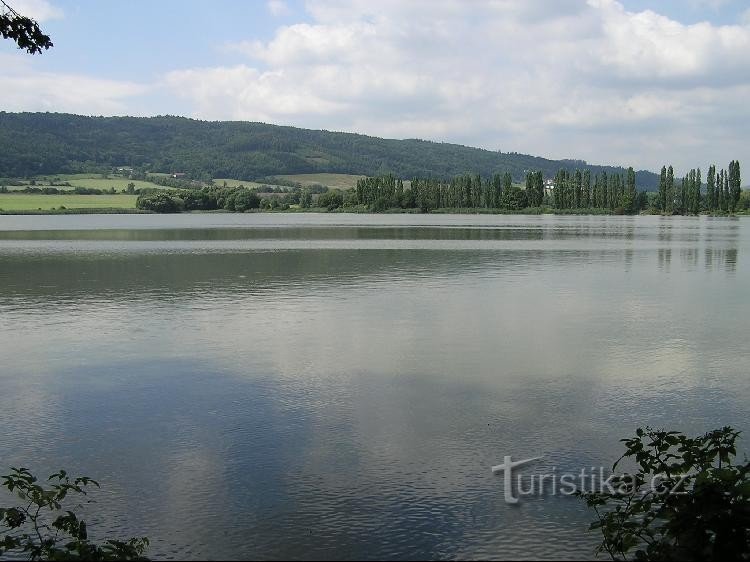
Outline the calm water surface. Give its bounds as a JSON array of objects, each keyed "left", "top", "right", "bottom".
[{"left": 1, "top": 213, "right": 748, "bottom": 560}]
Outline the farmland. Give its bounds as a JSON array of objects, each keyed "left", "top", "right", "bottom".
[
  {"left": 0, "top": 193, "right": 138, "bottom": 211},
  {"left": 2, "top": 174, "right": 167, "bottom": 192}
]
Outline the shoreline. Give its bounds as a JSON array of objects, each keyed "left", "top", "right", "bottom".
[{"left": 1, "top": 207, "right": 747, "bottom": 217}]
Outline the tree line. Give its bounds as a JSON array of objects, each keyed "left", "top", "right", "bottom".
[
  {"left": 549, "top": 167, "right": 643, "bottom": 212},
  {"left": 353, "top": 167, "right": 647, "bottom": 213},
  {"left": 135, "top": 184, "right": 312, "bottom": 213},
  {"left": 656, "top": 161, "right": 741, "bottom": 214},
  {"left": 133, "top": 162, "right": 743, "bottom": 215}
]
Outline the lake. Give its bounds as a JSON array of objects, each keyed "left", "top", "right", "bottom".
[{"left": 1, "top": 213, "right": 748, "bottom": 560}]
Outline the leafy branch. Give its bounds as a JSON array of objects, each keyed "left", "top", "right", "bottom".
[
  {"left": 0, "top": 467, "right": 149, "bottom": 561},
  {"left": 577, "top": 426, "right": 750, "bottom": 561},
  {"left": 0, "top": 1, "right": 53, "bottom": 54}
]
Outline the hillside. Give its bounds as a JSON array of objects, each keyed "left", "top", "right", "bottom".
[{"left": 0, "top": 112, "right": 660, "bottom": 189}]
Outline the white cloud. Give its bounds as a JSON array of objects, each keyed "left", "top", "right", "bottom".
[
  {"left": 7, "top": 0, "right": 63, "bottom": 22},
  {"left": 0, "top": 54, "right": 150, "bottom": 115},
  {"left": 267, "top": 0, "right": 291, "bottom": 17},
  {"left": 159, "top": 0, "right": 750, "bottom": 172},
  {"left": 592, "top": 0, "right": 750, "bottom": 84}
]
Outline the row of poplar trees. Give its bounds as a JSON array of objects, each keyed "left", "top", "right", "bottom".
[
  {"left": 354, "top": 168, "right": 642, "bottom": 212},
  {"left": 549, "top": 167, "right": 639, "bottom": 212},
  {"left": 355, "top": 162, "right": 741, "bottom": 214},
  {"left": 656, "top": 161, "right": 741, "bottom": 214},
  {"left": 355, "top": 173, "right": 535, "bottom": 211}
]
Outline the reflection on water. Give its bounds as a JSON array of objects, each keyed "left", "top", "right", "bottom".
[{"left": 0, "top": 213, "right": 748, "bottom": 560}]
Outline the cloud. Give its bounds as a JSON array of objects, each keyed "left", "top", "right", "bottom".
[
  {"left": 0, "top": 54, "right": 150, "bottom": 115},
  {"left": 160, "top": 0, "right": 750, "bottom": 172},
  {"left": 7, "top": 0, "right": 63, "bottom": 22},
  {"left": 267, "top": 0, "right": 292, "bottom": 17},
  {"left": 592, "top": 0, "right": 750, "bottom": 85}
]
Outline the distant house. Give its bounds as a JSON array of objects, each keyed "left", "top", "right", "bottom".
[
  {"left": 171, "top": 172, "right": 187, "bottom": 179},
  {"left": 544, "top": 179, "right": 555, "bottom": 196}
]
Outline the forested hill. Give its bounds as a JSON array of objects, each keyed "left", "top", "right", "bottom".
[{"left": 0, "top": 112, "right": 660, "bottom": 188}]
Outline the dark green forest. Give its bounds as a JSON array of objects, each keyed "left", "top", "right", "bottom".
[{"left": 0, "top": 112, "right": 660, "bottom": 188}]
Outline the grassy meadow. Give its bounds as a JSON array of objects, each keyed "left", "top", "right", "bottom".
[
  {"left": 64, "top": 178, "right": 164, "bottom": 191},
  {"left": 0, "top": 193, "right": 138, "bottom": 211},
  {"left": 1, "top": 174, "right": 167, "bottom": 192}
]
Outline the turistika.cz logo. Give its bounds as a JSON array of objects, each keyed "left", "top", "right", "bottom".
[{"left": 491, "top": 455, "right": 690, "bottom": 504}]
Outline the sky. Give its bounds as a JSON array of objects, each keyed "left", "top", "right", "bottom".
[{"left": 2, "top": 0, "right": 749, "bottom": 174}]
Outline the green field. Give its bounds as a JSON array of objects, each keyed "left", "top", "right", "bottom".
[
  {"left": 213, "top": 178, "right": 284, "bottom": 189},
  {"left": 273, "top": 173, "right": 366, "bottom": 189},
  {"left": 0, "top": 193, "right": 138, "bottom": 211},
  {"left": 66, "top": 178, "right": 164, "bottom": 191},
  {"left": 4, "top": 174, "right": 166, "bottom": 192}
]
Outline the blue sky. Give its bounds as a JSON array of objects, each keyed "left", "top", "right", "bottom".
[
  {"left": 2, "top": 0, "right": 749, "bottom": 174},
  {"left": 621, "top": 0, "right": 748, "bottom": 24},
  {"left": 12, "top": 1, "right": 303, "bottom": 75},
  {"left": 19, "top": 0, "right": 746, "bottom": 76}
]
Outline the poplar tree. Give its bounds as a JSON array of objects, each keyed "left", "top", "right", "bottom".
[
  {"left": 623, "top": 167, "right": 636, "bottom": 213},
  {"left": 594, "top": 174, "right": 601, "bottom": 208},
  {"left": 692, "top": 168, "right": 701, "bottom": 215},
  {"left": 658, "top": 166, "right": 667, "bottom": 212},
  {"left": 473, "top": 174, "right": 482, "bottom": 208},
  {"left": 723, "top": 169, "right": 730, "bottom": 211},
  {"left": 583, "top": 169, "right": 591, "bottom": 208},
  {"left": 492, "top": 173, "right": 503, "bottom": 208},
  {"left": 534, "top": 171, "right": 544, "bottom": 207},
  {"left": 674, "top": 172, "right": 690, "bottom": 215},
  {"left": 525, "top": 172, "right": 534, "bottom": 207},
  {"left": 666, "top": 166, "right": 674, "bottom": 214},
  {"left": 706, "top": 165, "right": 715, "bottom": 211},
  {"left": 553, "top": 170, "right": 562, "bottom": 208},
  {"left": 729, "top": 160, "right": 742, "bottom": 212},
  {"left": 612, "top": 174, "right": 621, "bottom": 210},
  {"left": 503, "top": 172, "right": 513, "bottom": 197}
]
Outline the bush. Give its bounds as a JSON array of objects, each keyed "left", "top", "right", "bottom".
[
  {"left": 370, "top": 196, "right": 391, "bottom": 212},
  {"left": 232, "top": 189, "right": 260, "bottom": 212},
  {"left": 135, "top": 192, "right": 182, "bottom": 213},
  {"left": 578, "top": 426, "right": 750, "bottom": 561},
  {"left": 0, "top": 467, "right": 149, "bottom": 560},
  {"left": 499, "top": 186, "right": 528, "bottom": 210},
  {"left": 182, "top": 190, "right": 215, "bottom": 211},
  {"left": 317, "top": 189, "right": 344, "bottom": 210},
  {"left": 72, "top": 187, "right": 104, "bottom": 195}
]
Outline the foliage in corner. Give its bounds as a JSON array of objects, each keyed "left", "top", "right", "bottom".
[
  {"left": 0, "top": 2, "right": 53, "bottom": 54},
  {"left": 578, "top": 426, "right": 750, "bottom": 561},
  {"left": 0, "top": 467, "right": 149, "bottom": 561}
]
